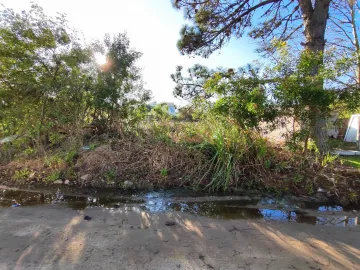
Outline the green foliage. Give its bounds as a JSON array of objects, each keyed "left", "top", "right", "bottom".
[
  {"left": 177, "top": 105, "right": 196, "bottom": 121},
  {"left": 150, "top": 104, "right": 172, "bottom": 121},
  {"left": 0, "top": 4, "right": 152, "bottom": 158},
  {"left": 305, "top": 181, "right": 314, "bottom": 195},
  {"left": 349, "top": 191, "right": 358, "bottom": 203},
  {"left": 172, "top": 64, "right": 277, "bottom": 132},
  {"left": 292, "top": 174, "right": 304, "bottom": 184},
  {"left": 13, "top": 168, "right": 31, "bottom": 180},
  {"left": 321, "top": 153, "right": 338, "bottom": 167},
  {"left": 264, "top": 160, "right": 271, "bottom": 169},
  {"left": 269, "top": 43, "right": 335, "bottom": 121},
  {"left": 65, "top": 150, "right": 78, "bottom": 164},
  {"left": 173, "top": 1, "right": 305, "bottom": 57},
  {"left": 263, "top": 42, "right": 341, "bottom": 152},
  {"left": 89, "top": 144, "right": 96, "bottom": 150},
  {"left": 47, "top": 170, "right": 61, "bottom": 182},
  {"left": 23, "top": 147, "right": 34, "bottom": 156},
  {"left": 160, "top": 168, "right": 168, "bottom": 177},
  {"left": 307, "top": 139, "right": 319, "bottom": 154},
  {"left": 89, "top": 33, "right": 151, "bottom": 129},
  {"left": 104, "top": 169, "right": 116, "bottom": 183},
  {"left": 171, "top": 64, "right": 213, "bottom": 99},
  {"left": 193, "top": 116, "right": 271, "bottom": 191},
  {"left": 204, "top": 66, "right": 277, "bottom": 130},
  {"left": 44, "top": 154, "right": 64, "bottom": 168},
  {"left": 49, "top": 133, "right": 66, "bottom": 147},
  {"left": 124, "top": 104, "right": 151, "bottom": 130},
  {"left": 0, "top": 4, "right": 92, "bottom": 144}
]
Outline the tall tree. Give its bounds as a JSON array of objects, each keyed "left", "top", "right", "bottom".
[
  {"left": 0, "top": 5, "right": 92, "bottom": 141},
  {"left": 90, "top": 33, "right": 151, "bottom": 129},
  {"left": 173, "top": 0, "right": 333, "bottom": 153}
]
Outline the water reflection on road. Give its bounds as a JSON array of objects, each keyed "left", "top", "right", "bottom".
[{"left": 1, "top": 188, "right": 358, "bottom": 227}]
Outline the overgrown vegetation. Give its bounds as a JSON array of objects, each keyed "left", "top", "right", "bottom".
[
  {"left": 1, "top": 3, "right": 360, "bottom": 206},
  {"left": 0, "top": 4, "right": 150, "bottom": 161}
]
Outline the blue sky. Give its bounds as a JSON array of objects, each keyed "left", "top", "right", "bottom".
[{"left": 0, "top": 0, "right": 258, "bottom": 103}]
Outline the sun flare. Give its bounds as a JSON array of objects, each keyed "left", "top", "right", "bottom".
[{"left": 95, "top": 53, "right": 107, "bottom": 65}]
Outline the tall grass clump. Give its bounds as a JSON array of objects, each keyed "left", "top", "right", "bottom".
[{"left": 190, "top": 117, "right": 272, "bottom": 191}]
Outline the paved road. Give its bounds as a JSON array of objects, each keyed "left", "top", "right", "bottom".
[{"left": 0, "top": 205, "right": 359, "bottom": 270}]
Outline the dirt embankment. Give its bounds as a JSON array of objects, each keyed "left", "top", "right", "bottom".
[
  {"left": 75, "top": 141, "right": 208, "bottom": 188},
  {"left": 1, "top": 138, "right": 360, "bottom": 206}
]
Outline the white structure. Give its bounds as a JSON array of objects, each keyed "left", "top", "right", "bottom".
[
  {"left": 344, "top": 114, "right": 360, "bottom": 142},
  {"left": 149, "top": 102, "right": 177, "bottom": 116}
]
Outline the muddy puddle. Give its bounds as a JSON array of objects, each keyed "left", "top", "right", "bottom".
[{"left": 0, "top": 188, "right": 358, "bottom": 227}]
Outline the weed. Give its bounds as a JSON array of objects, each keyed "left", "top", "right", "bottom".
[
  {"left": 104, "top": 169, "right": 116, "bottom": 183},
  {"left": 195, "top": 118, "right": 270, "bottom": 191},
  {"left": 13, "top": 168, "right": 31, "bottom": 180},
  {"left": 305, "top": 181, "right": 314, "bottom": 195},
  {"left": 349, "top": 191, "right": 358, "bottom": 203},
  {"left": 63, "top": 167, "right": 77, "bottom": 179},
  {"left": 293, "top": 174, "right": 304, "bottom": 184},
  {"left": 89, "top": 143, "right": 96, "bottom": 150},
  {"left": 49, "top": 132, "right": 66, "bottom": 146},
  {"left": 47, "top": 170, "right": 61, "bottom": 182},
  {"left": 307, "top": 139, "right": 319, "bottom": 154},
  {"left": 264, "top": 160, "right": 271, "bottom": 169},
  {"left": 321, "top": 153, "right": 338, "bottom": 167},
  {"left": 44, "top": 154, "right": 64, "bottom": 168},
  {"left": 23, "top": 147, "right": 34, "bottom": 156},
  {"left": 65, "top": 150, "right": 78, "bottom": 164},
  {"left": 160, "top": 168, "right": 168, "bottom": 177},
  {"left": 201, "top": 129, "right": 237, "bottom": 191}
]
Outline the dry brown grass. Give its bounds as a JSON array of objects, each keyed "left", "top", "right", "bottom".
[
  {"left": 0, "top": 157, "right": 58, "bottom": 184},
  {"left": 75, "top": 138, "right": 209, "bottom": 188}
]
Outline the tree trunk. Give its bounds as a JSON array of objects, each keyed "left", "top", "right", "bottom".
[
  {"left": 313, "top": 114, "right": 329, "bottom": 152},
  {"left": 37, "top": 96, "right": 47, "bottom": 154},
  {"left": 299, "top": 0, "right": 331, "bottom": 153}
]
